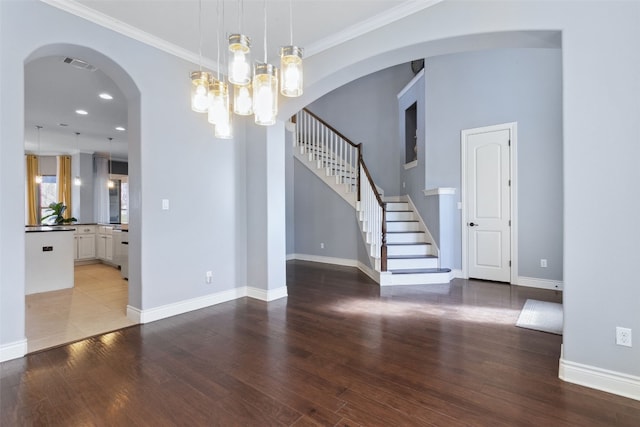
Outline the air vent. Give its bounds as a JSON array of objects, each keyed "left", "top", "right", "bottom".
[{"left": 62, "top": 57, "right": 97, "bottom": 72}]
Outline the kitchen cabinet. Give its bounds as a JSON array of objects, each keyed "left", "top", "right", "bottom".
[
  {"left": 74, "top": 225, "right": 96, "bottom": 261},
  {"left": 96, "top": 226, "right": 114, "bottom": 262}
]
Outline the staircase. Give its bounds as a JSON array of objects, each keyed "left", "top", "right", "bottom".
[{"left": 293, "top": 109, "right": 451, "bottom": 286}]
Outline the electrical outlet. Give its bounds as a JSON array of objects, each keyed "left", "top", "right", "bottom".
[
  {"left": 540, "top": 259, "right": 547, "bottom": 268},
  {"left": 402, "top": 182, "right": 406, "bottom": 189},
  {"left": 205, "top": 271, "right": 213, "bottom": 284},
  {"left": 320, "top": 243, "right": 325, "bottom": 249},
  {"left": 616, "top": 327, "right": 632, "bottom": 347}
]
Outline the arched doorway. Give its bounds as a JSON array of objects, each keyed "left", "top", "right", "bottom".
[{"left": 24, "top": 44, "right": 142, "bottom": 352}]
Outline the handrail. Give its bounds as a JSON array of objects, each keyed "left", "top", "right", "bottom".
[
  {"left": 302, "top": 108, "right": 360, "bottom": 149},
  {"left": 293, "top": 108, "right": 386, "bottom": 272}
]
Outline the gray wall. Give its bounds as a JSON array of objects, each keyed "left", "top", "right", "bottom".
[
  {"left": 306, "top": 63, "right": 415, "bottom": 196},
  {"left": 412, "top": 48, "right": 564, "bottom": 280}
]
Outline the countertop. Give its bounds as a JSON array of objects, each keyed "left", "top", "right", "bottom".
[{"left": 25, "top": 226, "right": 75, "bottom": 233}]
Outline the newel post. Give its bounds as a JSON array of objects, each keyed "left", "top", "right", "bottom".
[
  {"left": 357, "top": 143, "right": 363, "bottom": 203},
  {"left": 381, "top": 203, "right": 387, "bottom": 272}
]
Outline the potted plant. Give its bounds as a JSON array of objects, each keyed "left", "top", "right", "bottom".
[{"left": 41, "top": 202, "right": 77, "bottom": 225}]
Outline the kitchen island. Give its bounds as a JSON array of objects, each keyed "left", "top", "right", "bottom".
[{"left": 25, "top": 226, "right": 75, "bottom": 295}]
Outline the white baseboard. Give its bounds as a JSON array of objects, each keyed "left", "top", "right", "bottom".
[
  {"left": 559, "top": 358, "right": 640, "bottom": 401},
  {"left": 286, "top": 253, "right": 296, "bottom": 261},
  {"left": 0, "top": 339, "right": 27, "bottom": 362},
  {"left": 357, "top": 261, "right": 380, "bottom": 283},
  {"left": 517, "top": 276, "right": 564, "bottom": 291},
  {"left": 451, "top": 269, "right": 464, "bottom": 279},
  {"left": 129, "top": 287, "right": 247, "bottom": 324},
  {"left": 247, "top": 286, "right": 288, "bottom": 301},
  {"left": 289, "top": 253, "right": 359, "bottom": 268}
]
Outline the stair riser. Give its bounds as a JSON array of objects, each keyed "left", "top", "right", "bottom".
[
  {"left": 386, "top": 233, "right": 425, "bottom": 244},
  {"left": 386, "top": 202, "right": 409, "bottom": 211},
  {"left": 388, "top": 273, "right": 451, "bottom": 286},
  {"left": 386, "top": 222, "right": 420, "bottom": 232},
  {"left": 386, "top": 211, "right": 414, "bottom": 221},
  {"left": 387, "top": 258, "right": 438, "bottom": 270},
  {"left": 387, "top": 245, "right": 432, "bottom": 256}
]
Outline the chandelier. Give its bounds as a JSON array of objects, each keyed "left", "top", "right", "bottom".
[{"left": 190, "top": 0, "right": 303, "bottom": 136}]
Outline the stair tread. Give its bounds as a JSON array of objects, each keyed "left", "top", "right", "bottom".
[
  {"left": 388, "top": 268, "right": 452, "bottom": 274},
  {"left": 387, "top": 231, "right": 425, "bottom": 234},
  {"left": 386, "top": 210, "right": 413, "bottom": 212},
  {"left": 386, "top": 220, "right": 418, "bottom": 223},
  {"left": 387, "top": 242, "right": 431, "bottom": 246},
  {"left": 387, "top": 255, "right": 437, "bottom": 259}
]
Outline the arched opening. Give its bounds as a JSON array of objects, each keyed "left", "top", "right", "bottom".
[{"left": 23, "top": 44, "right": 141, "bottom": 352}]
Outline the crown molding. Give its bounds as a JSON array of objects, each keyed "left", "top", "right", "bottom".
[
  {"left": 41, "top": 0, "right": 443, "bottom": 66},
  {"left": 304, "top": 0, "right": 444, "bottom": 57},
  {"left": 39, "top": 0, "right": 219, "bottom": 71}
]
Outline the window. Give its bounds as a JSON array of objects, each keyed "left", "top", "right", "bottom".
[
  {"left": 39, "top": 175, "right": 57, "bottom": 220},
  {"left": 405, "top": 102, "right": 418, "bottom": 164}
]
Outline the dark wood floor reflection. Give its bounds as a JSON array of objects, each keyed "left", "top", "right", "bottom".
[{"left": 2, "top": 260, "right": 639, "bottom": 425}]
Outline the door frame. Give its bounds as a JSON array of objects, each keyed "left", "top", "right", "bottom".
[{"left": 461, "top": 122, "right": 518, "bottom": 284}]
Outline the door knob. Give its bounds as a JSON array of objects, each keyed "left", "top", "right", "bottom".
[{"left": 469, "top": 222, "right": 478, "bottom": 227}]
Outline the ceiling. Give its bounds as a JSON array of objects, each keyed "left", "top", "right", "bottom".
[{"left": 27, "top": 1, "right": 435, "bottom": 160}]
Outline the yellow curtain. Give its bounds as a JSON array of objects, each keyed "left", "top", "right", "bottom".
[
  {"left": 57, "top": 155, "right": 72, "bottom": 219},
  {"left": 26, "top": 155, "right": 39, "bottom": 225}
]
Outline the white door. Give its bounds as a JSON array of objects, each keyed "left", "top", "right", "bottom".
[{"left": 465, "top": 126, "right": 511, "bottom": 282}]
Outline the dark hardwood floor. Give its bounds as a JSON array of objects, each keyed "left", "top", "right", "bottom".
[{"left": 2, "top": 260, "right": 639, "bottom": 426}]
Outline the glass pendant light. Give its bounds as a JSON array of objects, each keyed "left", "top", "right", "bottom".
[
  {"left": 253, "top": 63, "right": 278, "bottom": 126},
  {"left": 233, "top": 82, "right": 253, "bottom": 115},
  {"left": 74, "top": 132, "right": 82, "bottom": 186},
  {"left": 208, "top": 80, "right": 229, "bottom": 125},
  {"left": 280, "top": 0, "right": 303, "bottom": 97},
  {"left": 253, "top": 0, "right": 278, "bottom": 126},
  {"left": 228, "top": 0, "right": 251, "bottom": 85},
  {"left": 191, "top": 71, "right": 212, "bottom": 113},
  {"left": 190, "top": 0, "right": 211, "bottom": 113},
  {"left": 107, "top": 137, "right": 115, "bottom": 189},
  {"left": 215, "top": 108, "right": 233, "bottom": 139},
  {"left": 35, "top": 125, "right": 43, "bottom": 184}
]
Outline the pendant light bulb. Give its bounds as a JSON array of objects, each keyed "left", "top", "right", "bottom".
[
  {"left": 208, "top": 80, "right": 229, "bottom": 125},
  {"left": 228, "top": 34, "right": 251, "bottom": 85},
  {"left": 233, "top": 83, "right": 253, "bottom": 115},
  {"left": 280, "top": 46, "right": 303, "bottom": 97},
  {"left": 191, "top": 71, "right": 212, "bottom": 113},
  {"left": 253, "top": 63, "right": 278, "bottom": 126},
  {"left": 215, "top": 109, "right": 233, "bottom": 139}
]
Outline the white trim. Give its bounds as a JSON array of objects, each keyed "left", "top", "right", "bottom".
[
  {"left": 559, "top": 359, "right": 640, "bottom": 401},
  {"left": 404, "top": 195, "right": 440, "bottom": 259},
  {"left": 247, "top": 286, "right": 288, "bottom": 302},
  {"left": 129, "top": 288, "right": 246, "bottom": 324},
  {"left": 403, "top": 160, "right": 418, "bottom": 170},
  {"left": 305, "top": 2, "right": 443, "bottom": 57},
  {"left": 126, "top": 305, "right": 142, "bottom": 323},
  {"left": 517, "top": 276, "right": 564, "bottom": 291},
  {"left": 422, "top": 187, "right": 456, "bottom": 196},
  {"left": 460, "top": 122, "right": 518, "bottom": 284},
  {"left": 42, "top": 0, "right": 442, "bottom": 64},
  {"left": 451, "top": 269, "right": 464, "bottom": 279},
  {"left": 0, "top": 339, "right": 27, "bottom": 362},
  {"left": 358, "top": 261, "right": 380, "bottom": 283},
  {"left": 286, "top": 253, "right": 296, "bottom": 261},
  {"left": 40, "top": 0, "right": 219, "bottom": 71},
  {"left": 397, "top": 69, "right": 426, "bottom": 99},
  {"left": 289, "top": 253, "right": 358, "bottom": 268}
]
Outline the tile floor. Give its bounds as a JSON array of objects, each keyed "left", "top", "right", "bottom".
[{"left": 25, "top": 263, "right": 137, "bottom": 353}]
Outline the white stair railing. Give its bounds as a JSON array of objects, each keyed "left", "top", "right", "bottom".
[
  {"left": 294, "top": 108, "right": 387, "bottom": 271},
  {"left": 295, "top": 109, "right": 358, "bottom": 193}
]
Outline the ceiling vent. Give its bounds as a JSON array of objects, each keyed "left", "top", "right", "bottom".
[{"left": 62, "top": 57, "right": 97, "bottom": 72}]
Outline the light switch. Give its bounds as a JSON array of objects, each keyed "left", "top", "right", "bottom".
[{"left": 162, "top": 199, "right": 170, "bottom": 210}]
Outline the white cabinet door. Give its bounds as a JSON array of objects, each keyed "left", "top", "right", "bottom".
[
  {"left": 78, "top": 234, "right": 96, "bottom": 259},
  {"left": 96, "top": 235, "right": 106, "bottom": 259},
  {"left": 105, "top": 235, "right": 113, "bottom": 261}
]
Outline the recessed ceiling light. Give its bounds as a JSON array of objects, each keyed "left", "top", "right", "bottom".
[
  {"left": 115, "top": 126, "right": 126, "bottom": 131},
  {"left": 99, "top": 93, "right": 113, "bottom": 100},
  {"left": 75, "top": 109, "right": 88, "bottom": 115}
]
